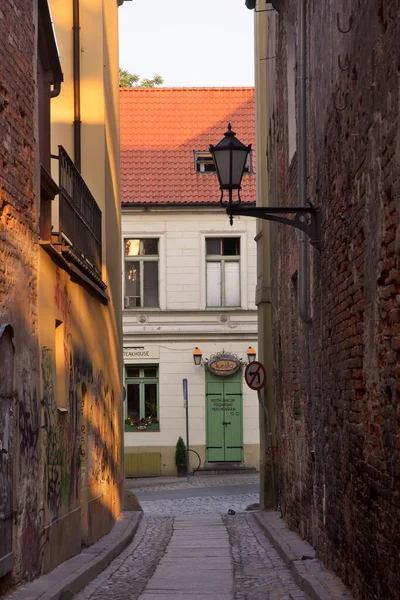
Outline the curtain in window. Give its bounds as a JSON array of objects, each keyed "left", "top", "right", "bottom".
[
  {"left": 207, "top": 262, "right": 221, "bottom": 307},
  {"left": 225, "top": 262, "right": 240, "bottom": 306}
]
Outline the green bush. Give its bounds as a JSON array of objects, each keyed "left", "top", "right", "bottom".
[{"left": 175, "top": 436, "right": 187, "bottom": 468}]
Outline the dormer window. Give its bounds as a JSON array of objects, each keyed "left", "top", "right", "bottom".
[{"left": 194, "top": 151, "right": 252, "bottom": 174}]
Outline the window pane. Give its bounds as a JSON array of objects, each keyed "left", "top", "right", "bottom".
[
  {"left": 126, "top": 366, "right": 140, "bottom": 378},
  {"left": 206, "top": 238, "right": 221, "bottom": 255},
  {"left": 143, "top": 261, "right": 159, "bottom": 307},
  {"left": 127, "top": 384, "right": 140, "bottom": 420},
  {"left": 144, "top": 367, "right": 157, "bottom": 378},
  {"left": 222, "top": 238, "right": 240, "bottom": 256},
  {"left": 125, "top": 239, "right": 140, "bottom": 256},
  {"left": 125, "top": 260, "right": 141, "bottom": 307},
  {"left": 142, "top": 239, "right": 158, "bottom": 255},
  {"left": 224, "top": 262, "right": 240, "bottom": 306},
  {"left": 125, "top": 238, "right": 158, "bottom": 256},
  {"left": 144, "top": 384, "right": 158, "bottom": 419},
  {"left": 207, "top": 262, "right": 221, "bottom": 307}
]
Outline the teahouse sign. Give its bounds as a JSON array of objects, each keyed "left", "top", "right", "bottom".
[
  {"left": 123, "top": 346, "right": 159, "bottom": 360},
  {"left": 207, "top": 352, "right": 241, "bottom": 377}
]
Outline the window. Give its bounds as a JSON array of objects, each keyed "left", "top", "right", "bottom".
[
  {"left": 194, "top": 151, "right": 252, "bottom": 174},
  {"left": 125, "top": 366, "right": 159, "bottom": 431},
  {"left": 206, "top": 237, "right": 241, "bottom": 308},
  {"left": 124, "top": 238, "right": 159, "bottom": 309}
]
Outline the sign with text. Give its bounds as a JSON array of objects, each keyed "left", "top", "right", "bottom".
[
  {"left": 123, "top": 346, "right": 159, "bottom": 360},
  {"left": 208, "top": 353, "right": 241, "bottom": 377},
  {"left": 245, "top": 361, "right": 266, "bottom": 391}
]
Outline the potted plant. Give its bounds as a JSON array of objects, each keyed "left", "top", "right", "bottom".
[{"left": 175, "top": 436, "right": 187, "bottom": 476}]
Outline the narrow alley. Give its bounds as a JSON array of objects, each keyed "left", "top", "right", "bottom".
[
  {"left": 73, "top": 513, "right": 307, "bottom": 600},
  {"left": 4, "top": 476, "right": 353, "bottom": 600}
]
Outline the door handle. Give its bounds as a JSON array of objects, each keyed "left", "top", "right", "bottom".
[{"left": 222, "top": 421, "right": 231, "bottom": 426}]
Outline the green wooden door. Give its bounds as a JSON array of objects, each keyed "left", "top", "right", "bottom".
[{"left": 206, "top": 371, "right": 243, "bottom": 462}]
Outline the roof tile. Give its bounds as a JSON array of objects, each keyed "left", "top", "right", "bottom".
[{"left": 120, "top": 87, "right": 256, "bottom": 205}]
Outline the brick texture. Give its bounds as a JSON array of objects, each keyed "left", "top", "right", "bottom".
[
  {"left": 0, "top": 1, "right": 41, "bottom": 593},
  {"left": 269, "top": 2, "right": 400, "bottom": 599}
]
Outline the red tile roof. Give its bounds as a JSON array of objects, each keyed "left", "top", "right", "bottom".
[{"left": 120, "top": 88, "right": 255, "bottom": 205}]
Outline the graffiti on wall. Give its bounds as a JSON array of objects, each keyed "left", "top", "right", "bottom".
[
  {"left": 19, "top": 363, "right": 40, "bottom": 468},
  {"left": 39, "top": 271, "right": 121, "bottom": 528}
]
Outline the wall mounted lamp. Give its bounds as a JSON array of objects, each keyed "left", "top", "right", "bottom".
[
  {"left": 193, "top": 347, "right": 256, "bottom": 368},
  {"left": 247, "top": 346, "right": 256, "bottom": 363},
  {"left": 193, "top": 347, "right": 203, "bottom": 366},
  {"left": 209, "top": 124, "right": 321, "bottom": 248}
]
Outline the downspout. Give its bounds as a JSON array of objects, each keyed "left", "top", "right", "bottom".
[
  {"left": 297, "top": 0, "right": 311, "bottom": 321},
  {"left": 73, "top": 0, "right": 81, "bottom": 171}
]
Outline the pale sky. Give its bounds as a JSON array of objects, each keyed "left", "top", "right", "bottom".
[{"left": 119, "top": 0, "right": 255, "bottom": 88}]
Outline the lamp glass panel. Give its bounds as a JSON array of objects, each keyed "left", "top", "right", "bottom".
[
  {"left": 194, "top": 353, "right": 202, "bottom": 365},
  {"left": 207, "top": 262, "right": 221, "bottom": 307},
  {"left": 231, "top": 149, "right": 248, "bottom": 186},
  {"left": 213, "top": 150, "right": 231, "bottom": 186},
  {"left": 224, "top": 262, "right": 240, "bottom": 306}
]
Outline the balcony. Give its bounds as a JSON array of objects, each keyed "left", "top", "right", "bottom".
[{"left": 58, "top": 145, "right": 102, "bottom": 276}]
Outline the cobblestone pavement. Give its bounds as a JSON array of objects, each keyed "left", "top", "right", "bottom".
[
  {"left": 72, "top": 477, "right": 309, "bottom": 600},
  {"left": 139, "top": 493, "right": 260, "bottom": 516},
  {"left": 224, "top": 513, "right": 308, "bottom": 600},
  {"left": 73, "top": 516, "right": 173, "bottom": 600},
  {"left": 130, "top": 474, "right": 259, "bottom": 516},
  {"left": 125, "top": 473, "right": 259, "bottom": 492}
]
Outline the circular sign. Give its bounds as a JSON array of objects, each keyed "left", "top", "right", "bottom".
[
  {"left": 208, "top": 355, "right": 241, "bottom": 377},
  {"left": 245, "top": 361, "right": 266, "bottom": 390}
]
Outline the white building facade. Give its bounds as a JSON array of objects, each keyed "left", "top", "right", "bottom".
[{"left": 120, "top": 87, "right": 259, "bottom": 476}]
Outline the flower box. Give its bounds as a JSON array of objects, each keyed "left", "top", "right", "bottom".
[{"left": 124, "top": 422, "right": 160, "bottom": 432}]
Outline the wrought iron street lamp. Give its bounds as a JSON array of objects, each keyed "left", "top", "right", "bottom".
[
  {"left": 209, "top": 124, "right": 251, "bottom": 224},
  {"left": 210, "top": 124, "right": 321, "bottom": 248}
]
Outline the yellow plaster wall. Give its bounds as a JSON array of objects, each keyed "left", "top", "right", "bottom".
[
  {"left": 40, "top": 0, "right": 123, "bottom": 571},
  {"left": 38, "top": 253, "right": 123, "bottom": 570}
]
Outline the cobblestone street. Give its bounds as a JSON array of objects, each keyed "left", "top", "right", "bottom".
[{"left": 73, "top": 477, "right": 309, "bottom": 599}]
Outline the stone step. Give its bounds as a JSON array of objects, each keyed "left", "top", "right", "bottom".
[{"left": 194, "top": 462, "right": 257, "bottom": 476}]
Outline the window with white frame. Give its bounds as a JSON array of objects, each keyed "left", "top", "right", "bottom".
[
  {"left": 206, "top": 237, "right": 241, "bottom": 308},
  {"left": 194, "top": 151, "right": 252, "bottom": 174},
  {"left": 125, "top": 365, "right": 159, "bottom": 430},
  {"left": 124, "top": 238, "right": 159, "bottom": 309}
]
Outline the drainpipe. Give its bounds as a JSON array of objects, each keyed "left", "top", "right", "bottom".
[
  {"left": 297, "top": 0, "right": 311, "bottom": 322},
  {"left": 73, "top": 0, "right": 81, "bottom": 171},
  {"left": 50, "top": 82, "right": 62, "bottom": 98}
]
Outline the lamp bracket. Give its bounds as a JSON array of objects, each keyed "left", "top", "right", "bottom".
[{"left": 227, "top": 204, "right": 321, "bottom": 249}]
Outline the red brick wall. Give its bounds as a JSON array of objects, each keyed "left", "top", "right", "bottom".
[
  {"left": 0, "top": 1, "right": 42, "bottom": 591},
  {"left": 270, "top": 2, "right": 400, "bottom": 598}
]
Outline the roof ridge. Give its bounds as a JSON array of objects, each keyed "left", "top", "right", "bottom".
[{"left": 120, "top": 86, "right": 255, "bottom": 92}]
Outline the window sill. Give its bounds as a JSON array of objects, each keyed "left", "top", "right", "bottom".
[
  {"left": 205, "top": 306, "right": 243, "bottom": 311},
  {"left": 123, "top": 307, "right": 161, "bottom": 311},
  {"left": 125, "top": 424, "right": 160, "bottom": 432}
]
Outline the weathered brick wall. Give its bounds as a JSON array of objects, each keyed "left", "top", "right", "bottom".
[
  {"left": 270, "top": 2, "right": 400, "bottom": 598},
  {"left": 0, "top": 1, "right": 42, "bottom": 592}
]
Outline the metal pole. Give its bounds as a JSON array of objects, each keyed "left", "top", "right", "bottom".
[
  {"left": 257, "top": 389, "right": 276, "bottom": 507},
  {"left": 185, "top": 388, "right": 190, "bottom": 483}
]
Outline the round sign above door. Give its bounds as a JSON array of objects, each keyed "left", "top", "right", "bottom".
[{"left": 207, "top": 352, "right": 241, "bottom": 377}]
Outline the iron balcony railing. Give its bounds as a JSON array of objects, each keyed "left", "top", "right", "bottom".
[{"left": 58, "top": 145, "right": 102, "bottom": 274}]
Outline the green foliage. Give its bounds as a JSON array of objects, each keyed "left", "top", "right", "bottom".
[
  {"left": 119, "top": 68, "right": 164, "bottom": 88},
  {"left": 175, "top": 436, "right": 187, "bottom": 467}
]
